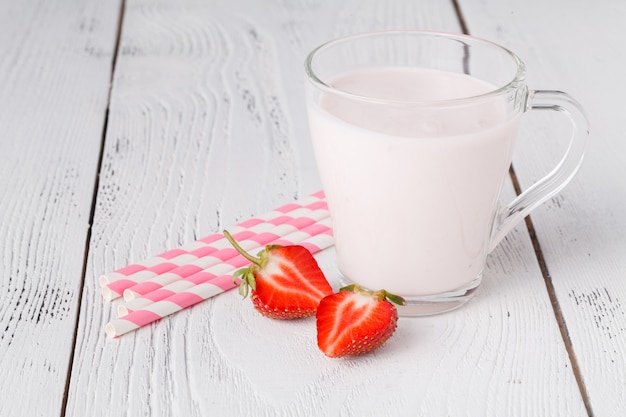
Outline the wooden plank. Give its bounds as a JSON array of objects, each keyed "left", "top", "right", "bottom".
[
  {"left": 67, "top": 0, "right": 586, "bottom": 415},
  {"left": 458, "top": 0, "right": 626, "bottom": 415},
  {"left": 0, "top": 0, "right": 121, "bottom": 416}
]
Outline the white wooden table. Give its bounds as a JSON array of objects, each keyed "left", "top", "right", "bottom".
[{"left": 1, "top": 0, "right": 624, "bottom": 416}]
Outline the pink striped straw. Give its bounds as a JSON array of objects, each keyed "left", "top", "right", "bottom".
[
  {"left": 122, "top": 216, "right": 332, "bottom": 302},
  {"left": 105, "top": 275, "right": 239, "bottom": 338},
  {"left": 118, "top": 223, "right": 334, "bottom": 316},
  {"left": 106, "top": 232, "right": 334, "bottom": 337},
  {"left": 100, "top": 191, "right": 327, "bottom": 300}
]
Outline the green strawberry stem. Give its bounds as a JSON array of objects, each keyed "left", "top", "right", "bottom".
[
  {"left": 223, "top": 229, "right": 263, "bottom": 298},
  {"left": 223, "top": 230, "right": 261, "bottom": 265},
  {"left": 339, "top": 284, "right": 407, "bottom": 306}
]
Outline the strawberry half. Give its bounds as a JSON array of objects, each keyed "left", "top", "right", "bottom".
[
  {"left": 224, "top": 230, "right": 333, "bottom": 319},
  {"left": 316, "top": 284, "right": 405, "bottom": 358}
]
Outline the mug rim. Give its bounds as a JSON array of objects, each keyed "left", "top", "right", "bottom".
[{"left": 304, "top": 30, "right": 527, "bottom": 106}]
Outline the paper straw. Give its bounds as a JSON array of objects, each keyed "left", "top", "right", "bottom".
[
  {"left": 122, "top": 216, "right": 332, "bottom": 302},
  {"left": 101, "top": 199, "right": 328, "bottom": 299},
  {"left": 105, "top": 275, "right": 238, "bottom": 338},
  {"left": 101, "top": 223, "right": 275, "bottom": 301},
  {"left": 118, "top": 265, "right": 236, "bottom": 317},
  {"left": 118, "top": 222, "right": 334, "bottom": 316},
  {"left": 99, "top": 191, "right": 325, "bottom": 288},
  {"left": 106, "top": 232, "right": 334, "bottom": 337},
  {"left": 100, "top": 191, "right": 327, "bottom": 300}
]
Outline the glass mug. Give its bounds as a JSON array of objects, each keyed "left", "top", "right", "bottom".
[{"left": 304, "top": 30, "right": 588, "bottom": 316}]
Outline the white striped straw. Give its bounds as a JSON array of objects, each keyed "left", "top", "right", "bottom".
[
  {"left": 106, "top": 232, "right": 334, "bottom": 337},
  {"left": 105, "top": 275, "right": 238, "bottom": 338},
  {"left": 122, "top": 215, "right": 332, "bottom": 302},
  {"left": 118, "top": 222, "right": 334, "bottom": 316},
  {"left": 101, "top": 223, "right": 276, "bottom": 301},
  {"left": 118, "top": 265, "right": 236, "bottom": 317},
  {"left": 100, "top": 191, "right": 327, "bottom": 300}
]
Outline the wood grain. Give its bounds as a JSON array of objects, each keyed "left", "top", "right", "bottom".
[
  {"left": 63, "top": 0, "right": 588, "bottom": 416},
  {"left": 459, "top": 0, "right": 626, "bottom": 414},
  {"left": 0, "top": 0, "right": 121, "bottom": 416}
]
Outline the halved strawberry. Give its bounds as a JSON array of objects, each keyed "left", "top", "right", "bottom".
[
  {"left": 316, "top": 284, "right": 405, "bottom": 357},
  {"left": 224, "top": 230, "right": 333, "bottom": 319}
]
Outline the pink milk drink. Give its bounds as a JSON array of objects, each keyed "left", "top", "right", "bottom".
[{"left": 304, "top": 31, "right": 588, "bottom": 315}]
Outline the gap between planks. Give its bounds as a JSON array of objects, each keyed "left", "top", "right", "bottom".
[
  {"left": 451, "top": 1, "right": 594, "bottom": 415},
  {"left": 508, "top": 166, "right": 594, "bottom": 417},
  {"left": 59, "top": 1, "right": 127, "bottom": 416}
]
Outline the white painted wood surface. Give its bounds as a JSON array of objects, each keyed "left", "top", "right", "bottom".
[
  {"left": 1, "top": 0, "right": 622, "bottom": 416},
  {"left": 66, "top": 0, "right": 585, "bottom": 416},
  {"left": 460, "top": 0, "right": 626, "bottom": 415},
  {"left": 0, "top": 0, "right": 121, "bottom": 416}
]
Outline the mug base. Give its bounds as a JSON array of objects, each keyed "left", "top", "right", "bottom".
[{"left": 337, "top": 275, "right": 481, "bottom": 317}]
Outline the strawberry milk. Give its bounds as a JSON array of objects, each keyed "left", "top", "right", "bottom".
[{"left": 307, "top": 67, "right": 521, "bottom": 300}]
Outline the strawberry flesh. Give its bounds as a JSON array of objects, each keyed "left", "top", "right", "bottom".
[
  {"left": 316, "top": 288, "right": 400, "bottom": 357},
  {"left": 224, "top": 230, "right": 333, "bottom": 320},
  {"left": 250, "top": 245, "right": 332, "bottom": 319}
]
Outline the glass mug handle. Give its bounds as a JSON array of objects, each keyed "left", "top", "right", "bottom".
[{"left": 489, "top": 89, "right": 590, "bottom": 252}]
